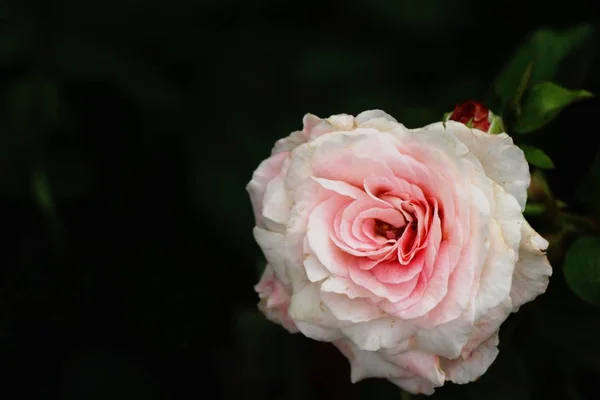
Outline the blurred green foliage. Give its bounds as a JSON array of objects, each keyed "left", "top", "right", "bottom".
[
  {"left": 514, "top": 82, "right": 593, "bottom": 133},
  {"left": 491, "top": 24, "right": 596, "bottom": 114},
  {"left": 0, "top": 0, "right": 600, "bottom": 399},
  {"left": 519, "top": 145, "right": 555, "bottom": 169},
  {"left": 564, "top": 236, "right": 600, "bottom": 306}
]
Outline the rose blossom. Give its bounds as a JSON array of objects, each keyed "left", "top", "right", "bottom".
[{"left": 248, "top": 110, "right": 551, "bottom": 395}]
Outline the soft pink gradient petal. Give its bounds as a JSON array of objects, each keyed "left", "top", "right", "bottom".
[
  {"left": 312, "top": 177, "right": 366, "bottom": 199},
  {"left": 385, "top": 242, "right": 451, "bottom": 319},
  {"left": 371, "top": 251, "right": 425, "bottom": 284},
  {"left": 246, "top": 152, "right": 289, "bottom": 230},
  {"left": 255, "top": 265, "right": 299, "bottom": 333},
  {"left": 349, "top": 266, "right": 420, "bottom": 303},
  {"left": 331, "top": 201, "right": 405, "bottom": 255},
  {"left": 310, "top": 131, "right": 397, "bottom": 187},
  {"left": 338, "top": 339, "right": 445, "bottom": 395},
  {"left": 262, "top": 171, "right": 292, "bottom": 230},
  {"left": 307, "top": 196, "right": 354, "bottom": 277},
  {"left": 271, "top": 113, "right": 322, "bottom": 154}
]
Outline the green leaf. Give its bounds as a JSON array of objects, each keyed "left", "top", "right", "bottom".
[
  {"left": 513, "top": 61, "right": 534, "bottom": 115},
  {"left": 519, "top": 144, "right": 555, "bottom": 169},
  {"left": 492, "top": 24, "right": 595, "bottom": 114},
  {"left": 563, "top": 236, "right": 600, "bottom": 306},
  {"left": 513, "top": 82, "right": 593, "bottom": 133}
]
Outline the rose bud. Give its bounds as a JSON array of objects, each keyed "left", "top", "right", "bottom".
[
  {"left": 445, "top": 100, "right": 505, "bottom": 134},
  {"left": 247, "top": 110, "right": 551, "bottom": 395}
]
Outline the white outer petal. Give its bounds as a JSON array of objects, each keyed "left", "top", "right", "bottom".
[
  {"left": 444, "top": 120, "right": 530, "bottom": 210},
  {"left": 355, "top": 109, "right": 398, "bottom": 125},
  {"left": 414, "top": 313, "right": 474, "bottom": 359},
  {"left": 253, "top": 227, "right": 290, "bottom": 288},
  {"left": 473, "top": 184, "right": 522, "bottom": 320},
  {"left": 246, "top": 152, "right": 288, "bottom": 230},
  {"left": 442, "top": 331, "right": 500, "bottom": 384},
  {"left": 340, "top": 316, "right": 418, "bottom": 352},
  {"left": 321, "top": 292, "right": 384, "bottom": 323},
  {"left": 333, "top": 339, "right": 444, "bottom": 395},
  {"left": 511, "top": 220, "right": 552, "bottom": 309},
  {"left": 288, "top": 283, "right": 343, "bottom": 341},
  {"left": 255, "top": 265, "right": 299, "bottom": 333}
]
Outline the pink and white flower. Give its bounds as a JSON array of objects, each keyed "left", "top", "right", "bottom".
[{"left": 248, "top": 110, "right": 551, "bottom": 395}]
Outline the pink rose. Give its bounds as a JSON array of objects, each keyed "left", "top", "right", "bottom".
[{"left": 247, "top": 110, "right": 551, "bottom": 395}]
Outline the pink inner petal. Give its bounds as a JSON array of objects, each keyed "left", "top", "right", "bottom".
[
  {"left": 358, "top": 243, "right": 399, "bottom": 270},
  {"left": 333, "top": 207, "right": 376, "bottom": 251},
  {"left": 312, "top": 177, "right": 366, "bottom": 199},
  {"left": 364, "top": 175, "right": 397, "bottom": 203},
  {"left": 331, "top": 233, "right": 395, "bottom": 258},
  {"left": 390, "top": 242, "right": 452, "bottom": 319},
  {"left": 361, "top": 219, "right": 389, "bottom": 245},
  {"left": 307, "top": 195, "right": 354, "bottom": 277},
  {"left": 348, "top": 266, "right": 420, "bottom": 303},
  {"left": 398, "top": 222, "right": 418, "bottom": 264},
  {"left": 372, "top": 250, "right": 426, "bottom": 284},
  {"left": 313, "top": 152, "right": 395, "bottom": 189},
  {"left": 422, "top": 210, "right": 442, "bottom": 279}
]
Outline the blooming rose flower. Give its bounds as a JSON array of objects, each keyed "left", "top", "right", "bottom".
[{"left": 247, "top": 110, "right": 551, "bottom": 395}]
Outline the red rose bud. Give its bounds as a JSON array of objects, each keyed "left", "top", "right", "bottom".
[{"left": 445, "top": 100, "right": 505, "bottom": 134}]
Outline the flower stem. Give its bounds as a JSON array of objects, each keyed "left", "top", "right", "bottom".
[{"left": 401, "top": 391, "right": 412, "bottom": 400}]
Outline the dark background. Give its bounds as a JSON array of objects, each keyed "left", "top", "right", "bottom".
[{"left": 1, "top": 0, "right": 600, "bottom": 399}]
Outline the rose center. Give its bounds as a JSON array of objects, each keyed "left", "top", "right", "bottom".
[{"left": 374, "top": 219, "right": 405, "bottom": 240}]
